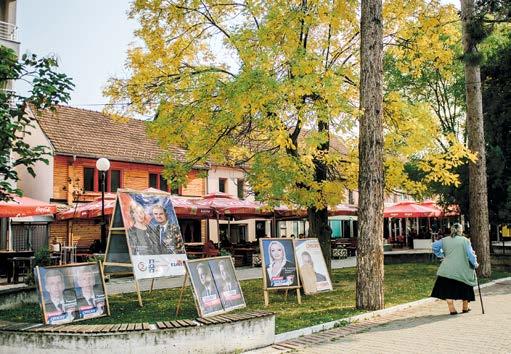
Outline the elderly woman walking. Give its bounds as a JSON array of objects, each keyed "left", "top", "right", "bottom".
[{"left": 431, "top": 223, "right": 479, "bottom": 315}]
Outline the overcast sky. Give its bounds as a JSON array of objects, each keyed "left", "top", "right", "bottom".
[
  {"left": 17, "top": 0, "right": 136, "bottom": 110},
  {"left": 17, "top": 0, "right": 459, "bottom": 112}
]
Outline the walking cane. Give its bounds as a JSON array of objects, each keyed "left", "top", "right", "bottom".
[{"left": 475, "top": 272, "right": 485, "bottom": 314}]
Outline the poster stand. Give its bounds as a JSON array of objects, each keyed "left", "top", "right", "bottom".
[
  {"left": 102, "top": 193, "right": 144, "bottom": 306},
  {"left": 102, "top": 189, "right": 188, "bottom": 308},
  {"left": 175, "top": 271, "right": 190, "bottom": 316},
  {"left": 260, "top": 238, "right": 302, "bottom": 307}
]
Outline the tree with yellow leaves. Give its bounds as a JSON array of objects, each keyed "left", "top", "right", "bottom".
[{"left": 105, "top": 0, "right": 475, "bottom": 282}]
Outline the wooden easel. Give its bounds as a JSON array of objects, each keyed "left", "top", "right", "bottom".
[
  {"left": 102, "top": 193, "right": 144, "bottom": 307},
  {"left": 175, "top": 271, "right": 190, "bottom": 316},
  {"left": 263, "top": 285, "right": 302, "bottom": 306},
  {"left": 260, "top": 238, "right": 302, "bottom": 306}
]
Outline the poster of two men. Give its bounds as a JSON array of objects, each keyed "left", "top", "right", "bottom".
[{"left": 35, "top": 263, "right": 108, "bottom": 325}]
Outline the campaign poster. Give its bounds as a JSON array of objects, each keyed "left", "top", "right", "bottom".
[
  {"left": 209, "top": 257, "right": 246, "bottom": 311},
  {"left": 295, "top": 238, "right": 333, "bottom": 295},
  {"left": 260, "top": 238, "right": 298, "bottom": 289},
  {"left": 35, "top": 263, "right": 109, "bottom": 325},
  {"left": 186, "top": 260, "right": 224, "bottom": 317},
  {"left": 118, "top": 191, "right": 187, "bottom": 279}
]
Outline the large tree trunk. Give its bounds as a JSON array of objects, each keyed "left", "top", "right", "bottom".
[
  {"left": 356, "top": 0, "right": 385, "bottom": 310},
  {"left": 460, "top": 0, "right": 491, "bottom": 277},
  {"left": 308, "top": 118, "right": 332, "bottom": 271},
  {"left": 308, "top": 207, "right": 331, "bottom": 272}
]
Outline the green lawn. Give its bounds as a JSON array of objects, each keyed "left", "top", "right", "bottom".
[{"left": 1, "top": 263, "right": 509, "bottom": 334}]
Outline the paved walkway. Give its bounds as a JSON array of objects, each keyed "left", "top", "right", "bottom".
[{"left": 250, "top": 279, "right": 511, "bottom": 354}]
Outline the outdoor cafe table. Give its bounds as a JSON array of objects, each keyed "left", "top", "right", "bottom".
[
  {"left": 7, "top": 256, "right": 35, "bottom": 284},
  {"left": 233, "top": 247, "right": 258, "bottom": 266}
]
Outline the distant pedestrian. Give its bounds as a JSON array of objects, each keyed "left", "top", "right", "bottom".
[{"left": 431, "top": 223, "right": 478, "bottom": 315}]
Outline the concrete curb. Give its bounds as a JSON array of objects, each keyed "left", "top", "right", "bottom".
[{"left": 274, "top": 276, "right": 511, "bottom": 343}]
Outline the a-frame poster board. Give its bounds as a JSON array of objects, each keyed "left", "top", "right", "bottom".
[
  {"left": 103, "top": 189, "right": 188, "bottom": 306},
  {"left": 260, "top": 238, "right": 301, "bottom": 306}
]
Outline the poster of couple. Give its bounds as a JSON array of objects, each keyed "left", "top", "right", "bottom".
[{"left": 114, "top": 190, "right": 188, "bottom": 279}]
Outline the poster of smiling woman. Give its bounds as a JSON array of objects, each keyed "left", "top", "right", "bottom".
[
  {"left": 260, "top": 238, "right": 299, "bottom": 289},
  {"left": 35, "top": 262, "right": 109, "bottom": 325}
]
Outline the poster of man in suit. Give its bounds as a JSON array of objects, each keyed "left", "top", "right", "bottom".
[
  {"left": 35, "top": 263, "right": 109, "bottom": 325},
  {"left": 73, "top": 265, "right": 107, "bottom": 319},
  {"left": 186, "top": 260, "right": 224, "bottom": 317},
  {"left": 209, "top": 257, "right": 245, "bottom": 311},
  {"left": 118, "top": 190, "right": 187, "bottom": 279}
]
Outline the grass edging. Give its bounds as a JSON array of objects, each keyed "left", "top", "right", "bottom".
[{"left": 275, "top": 276, "right": 511, "bottom": 343}]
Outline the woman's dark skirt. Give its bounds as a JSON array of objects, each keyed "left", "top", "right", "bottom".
[{"left": 431, "top": 276, "right": 475, "bottom": 301}]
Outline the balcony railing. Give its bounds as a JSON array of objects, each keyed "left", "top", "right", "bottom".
[{"left": 0, "top": 20, "right": 17, "bottom": 42}]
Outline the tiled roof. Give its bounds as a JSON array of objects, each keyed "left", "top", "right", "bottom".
[{"left": 31, "top": 105, "right": 187, "bottom": 165}]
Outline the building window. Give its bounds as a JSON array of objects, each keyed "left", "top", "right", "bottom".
[
  {"left": 219, "top": 178, "right": 227, "bottom": 193},
  {"left": 149, "top": 173, "right": 158, "bottom": 189},
  {"left": 237, "top": 179, "right": 244, "bottom": 199},
  {"left": 110, "top": 170, "right": 121, "bottom": 192},
  {"left": 149, "top": 173, "right": 176, "bottom": 193},
  {"left": 84, "top": 167, "right": 95, "bottom": 192},
  {"left": 159, "top": 175, "right": 168, "bottom": 192},
  {"left": 85, "top": 167, "right": 122, "bottom": 193}
]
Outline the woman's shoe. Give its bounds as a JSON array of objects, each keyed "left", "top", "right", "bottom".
[
  {"left": 462, "top": 309, "right": 471, "bottom": 313},
  {"left": 450, "top": 311, "right": 458, "bottom": 315}
]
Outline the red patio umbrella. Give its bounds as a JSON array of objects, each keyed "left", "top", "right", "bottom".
[
  {"left": 57, "top": 191, "right": 215, "bottom": 220},
  {"left": 193, "top": 192, "right": 271, "bottom": 219},
  {"left": 384, "top": 201, "right": 441, "bottom": 218},
  {"left": 0, "top": 195, "right": 57, "bottom": 217},
  {"left": 56, "top": 195, "right": 116, "bottom": 220}
]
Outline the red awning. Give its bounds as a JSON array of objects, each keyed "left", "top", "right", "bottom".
[
  {"left": 56, "top": 195, "right": 116, "bottom": 220},
  {"left": 0, "top": 195, "right": 57, "bottom": 217},
  {"left": 56, "top": 192, "right": 215, "bottom": 220},
  {"left": 193, "top": 192, "right": 271, "bottom": 219},
  {"left": 384, "top": 201, "right": 441, "bottom": 218}
]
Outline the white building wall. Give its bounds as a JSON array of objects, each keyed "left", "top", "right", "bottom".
[
  {"left": 206, "top": 165, "right": 270, "bottom": 243},
  {"left": 15, "top": 118, "right": 54, "bottom": 202}
]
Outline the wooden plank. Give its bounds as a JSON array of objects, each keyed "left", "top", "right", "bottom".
[
  {"left": 110, "top": 324, "right": 124, "bottom": 332},
  {"left": 181, "top": 319, "right": 197, "bottom": 327},
  {"left": 126, "top": 323, "right": 136, "bottom": 331},
  {"left": 83, "top": 325, "right": 102, "bottom": 333},
  {"left": 215, "top": 315, "right": 232, "bottom": 323},
  {"left": 134, "top": 323, "right": 143, "bottom": 331},
  {"left": 169, "top": 320, "right": 183, "bottom": 328},
  {"left": 119, "top": 324, "right": 129, "bottom": 332},
  {"left": 100, "top": 324, "right": 117, "bottom": 333},
  {"left": 163, "top": 321, "right": 174, "bottom": 329},
  {"left": 156, "top": 321, "right": 167, "bottom": 330},
  {"left": 142, "top": 323, "right": 151, "bottom": 330},
  {"left": 175, "top": 320, "right": 191, "bottom": 327},
  {"left": 59, "top": 325, "right": 81, "bottom": 333},
  {"left": 195, "top": 318, "right": 211, "bottom": 325}
]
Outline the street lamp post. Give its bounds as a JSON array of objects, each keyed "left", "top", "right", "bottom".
[{"left": 96, "top": 157, "right": 110, "bottom": 252}]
